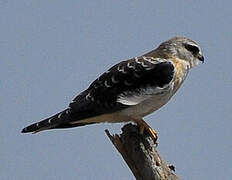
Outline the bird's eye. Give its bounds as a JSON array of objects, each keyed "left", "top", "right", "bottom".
[{"left": 184, "top": 44, "right": 199, "bottom": 54}]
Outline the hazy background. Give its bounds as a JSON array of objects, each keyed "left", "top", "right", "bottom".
[{"left": 1, "top": 1, "right": 231, "bottom": 179}]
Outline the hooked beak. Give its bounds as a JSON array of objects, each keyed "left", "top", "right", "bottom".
[{"left": 198, "top": 54, "right": 204, "bottom": 63}]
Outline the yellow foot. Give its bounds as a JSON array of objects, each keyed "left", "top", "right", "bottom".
[{"left": 133, "top": 118, "right": 158, "bottom": 142}]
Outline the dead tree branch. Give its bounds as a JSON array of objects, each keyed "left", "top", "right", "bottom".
[{"left": 105, "top": 123, "right": 180, "bottom": 180}]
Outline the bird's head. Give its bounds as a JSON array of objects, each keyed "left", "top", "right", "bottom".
[{"left": 157, "top": 36, "right": 204, "bottom": 68}]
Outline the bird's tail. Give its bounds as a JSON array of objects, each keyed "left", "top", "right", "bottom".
[{"left": 21, "top": 108, "right": 71, "bottom": 133}]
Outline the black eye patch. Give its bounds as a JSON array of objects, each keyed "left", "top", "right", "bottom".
[{"left": 184, "top": 44, "right": 199, "bottom": 54}]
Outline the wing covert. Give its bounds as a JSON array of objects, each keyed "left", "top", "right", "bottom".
[{"left": 69, "top": 56, "right": 175, "bottom": 120}]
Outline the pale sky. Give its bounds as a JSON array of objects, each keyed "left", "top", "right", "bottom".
[{"left": 1, "top": 1, "right": 232, "bottom": 180}]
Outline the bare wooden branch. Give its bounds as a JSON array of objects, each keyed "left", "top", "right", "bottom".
[{"left": 105, "top": 123, "right": 180, "bottom": 180}]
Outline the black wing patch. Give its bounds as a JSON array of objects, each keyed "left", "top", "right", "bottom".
[
  {"left": 21, "top": 57, "right": 175, "bottom": 133},
  {"left": 69, "top": 56, "right": 174, "bottom": 121}
]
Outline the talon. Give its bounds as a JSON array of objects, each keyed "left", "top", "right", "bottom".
[
  {"left": 133, "top": 118, "right": 158, "bottom": 142},
  {"left": 147, "top": 127, "right": 158, "bottom": 141}
]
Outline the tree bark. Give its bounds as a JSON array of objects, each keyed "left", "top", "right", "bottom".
[{"left": 105, "top": 123, "right": 180, "bottom": 180}]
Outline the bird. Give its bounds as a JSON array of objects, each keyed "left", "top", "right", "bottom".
[{"left": 21, "top": 36, "right": 204, "bottom": 140}]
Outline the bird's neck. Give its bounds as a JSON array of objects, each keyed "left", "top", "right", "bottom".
[{"left": 171, "top": 57, "right": 189, "bottom": 93}]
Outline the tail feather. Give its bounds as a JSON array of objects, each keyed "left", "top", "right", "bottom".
[{"left": 21, "top": 108, "right": 70, "bottom": 133}]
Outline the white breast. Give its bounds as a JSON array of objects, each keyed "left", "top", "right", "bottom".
[{"left": 119, "top": 83, "right": 175, "bottom": 118}]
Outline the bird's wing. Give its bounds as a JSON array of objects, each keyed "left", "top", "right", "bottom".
[
  {"left": 21, "top": 56, "right": 175, "bottom": 133},
  {"left": 69, "top": 56, "right": 175, "bottom": 120}
]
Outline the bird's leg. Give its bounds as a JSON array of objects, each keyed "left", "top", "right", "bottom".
[{"left": 132, "top": 118, "right": 158, "bottom": 142}]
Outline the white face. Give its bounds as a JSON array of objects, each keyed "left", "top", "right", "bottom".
[
  {"left": 158, "top": 37, "right": 204, "bottom": 69},
  {"left": 182, "top": 41, "right": 204, "bottom": 68}
]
